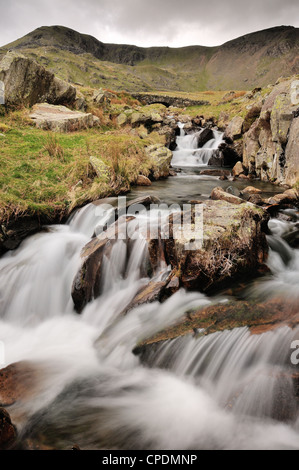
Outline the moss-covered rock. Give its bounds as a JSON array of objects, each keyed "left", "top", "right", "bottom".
[
  {"left": 164, "top": 200, "right": 269, "bottom": 291},
  {"left": 145, "top": 144, "right": 172, "bottom": 179},
  {"left": 89, "top": 156, "right": 111, "bottom": 182}
]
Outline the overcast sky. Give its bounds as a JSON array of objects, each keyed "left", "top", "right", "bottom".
[{"left": 0, "top": 0, "right": 298, "bottom": 48}]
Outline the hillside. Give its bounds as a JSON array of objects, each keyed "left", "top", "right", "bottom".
[{"left": 0, "top": 25, "right": 299, "bottom": 92}]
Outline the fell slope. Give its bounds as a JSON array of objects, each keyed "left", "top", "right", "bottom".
[{"left": 1, "top": 25, "right": 298, "bottom": 92}]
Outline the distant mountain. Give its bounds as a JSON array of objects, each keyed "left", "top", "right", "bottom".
[{"left": 1, "top": 25, "right": 298, "bottom": 92}]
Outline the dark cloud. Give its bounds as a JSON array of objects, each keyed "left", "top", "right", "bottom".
[{"left": 0, "top": 0, "right": 298, "bottom": 48}]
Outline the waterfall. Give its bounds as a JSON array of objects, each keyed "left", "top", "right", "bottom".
[
  {"left": 0, "top": 176, "right": 299, "bottom": 449},
  {"left": 171, "top": 124, "right": 224, "bottom": 167}
]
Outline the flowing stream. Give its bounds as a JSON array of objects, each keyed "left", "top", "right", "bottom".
[
  {"left": 0, "top": 128, "right": 299, "bottom": 449},
  {"left": 171, "top": 125, "right": 224, "bottom": 167}
]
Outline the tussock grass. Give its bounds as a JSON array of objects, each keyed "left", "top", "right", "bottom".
[{"left": 0, "top": 109, "right": 153, "bottom": 225}]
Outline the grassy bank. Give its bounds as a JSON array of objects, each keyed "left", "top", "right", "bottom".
[{"left": 0, "top": 108, "right": 162, "bottom": 227}]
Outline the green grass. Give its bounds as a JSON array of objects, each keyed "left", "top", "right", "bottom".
[{"left": 0, "top": 109, "right": 156, "bottom": 225}]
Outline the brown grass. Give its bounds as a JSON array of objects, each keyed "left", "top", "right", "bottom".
[{"left": 42, "top": 133, "right": 65, "bottom": 161}]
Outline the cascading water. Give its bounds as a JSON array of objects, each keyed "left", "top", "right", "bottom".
[
  {"left": 0, "top": 135, "right": 299, "bottom": 449},
  {"left": 171, "top": 124, "right": 224, "bottom": 167}
]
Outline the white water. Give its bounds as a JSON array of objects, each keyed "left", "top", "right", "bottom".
[
  {"left": 171, "top": 124, "right": 224, "bottom": 167},
  {"left": 0, "top": 152, "right": 299, "bottom": 449},
  {"left": 249, "top": 213, "right": 299, "bottom": 302}
]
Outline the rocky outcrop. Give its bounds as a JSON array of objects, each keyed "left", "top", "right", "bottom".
[
  {"left": 285, "top": 117, "right": 299, "bottom": 186},
  {"left": 0, "top": 51, "right": 76, "bottom": 107},
  {"left": 164, "top": 200, "right": 269, "bottom": 291},
  {"left": 30, "top": 103, "right": 98, "bottom": 132},
  {"left": 242, "top": 78, "right": 299, "bottom": 186},
  {"left": 131, "top": 93, "right": 210, "bottom": 108}
]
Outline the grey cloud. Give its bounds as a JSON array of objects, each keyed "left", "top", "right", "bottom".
[{"left": 0, "top": 0, "right": 298, "bottom": 48}]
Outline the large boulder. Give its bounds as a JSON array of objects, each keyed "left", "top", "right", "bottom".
[
  {"left": 196, "top": 128, "right": 214, "bottom": 147},
  {"left": 136, "top": 175, "right": 152, "bottom": 186},
  {"left": 164, "top": 200, "right": 269, "bottom": 291},
  {"left": 30, "top": 103, "right": 98, "bottom": 132},
  {"left": 145, "top": 144, "right": 173, "bottom": 179},
  {"left": 0, "top": 51, "right": 76, "bottom": 107},
  {"left": 224, "top": 116, "right": 244, "bottom": 141}
]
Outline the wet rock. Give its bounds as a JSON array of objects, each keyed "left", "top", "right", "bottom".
[
  {"left": 200, "top": 169, "right": 231, "bottom": 177},
  {"left": 121, "top": 280, "right": 168, "bottom": 315},
  {"left": 225, "top": 186, "right": 241, "bottom": 197},
  {"left": 0, "top": 408, "right": 17, "bottom": 450},
  {"left": 266, "top": 189, "right": 299, "bottom": 206},
  {"left": 241, "top": 186, "right": 262, "bottom": 195},
  {"left": 0, "top": 361, "right": 39, "bottom": 406},
  {"left": 196, "top": 128, "right": 214, "bottom": 147},
  {"left": 71, "top": 216, "right": 135, "bottom": 313},
  {"left": 243, "top": 194, "right": 264, "bottom": 205},
  {"left": 164, "top": 275, "right": 180, "bottom": 296},
  {"left": 232, "top": 161, "right": 246, "bottom": 177},
  {"left": 137, "top": 298, "right": 299, "bottom": 348},
  {"left": 211, "top": 142, "right": 241, "bottom": 167},
  {"left": 0, "top": 216, "right": 42, "bottom": 256},
  {"left": 210, "top": 187, "right": 245, "bottom": 205},
  {"left": 30, "top": 103, "right": 97, "bottom": 132},
  {"left": 136, "top": 175, "right": 152, "bottom": 186}
]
